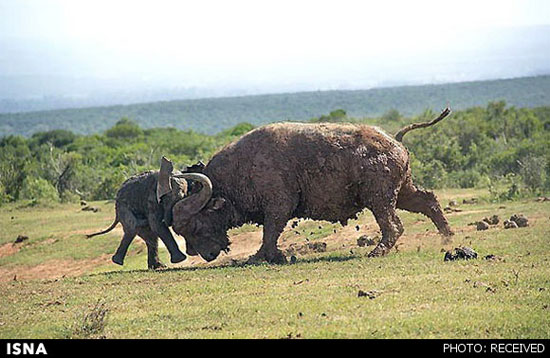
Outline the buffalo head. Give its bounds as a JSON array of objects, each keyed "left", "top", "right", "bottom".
[{"left": 158, "top": 162, "right": 230, "bottom": 262}]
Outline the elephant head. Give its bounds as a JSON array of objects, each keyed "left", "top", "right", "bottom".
[{"left": 157, "top": 159, "right": 230, "bottom": 261}]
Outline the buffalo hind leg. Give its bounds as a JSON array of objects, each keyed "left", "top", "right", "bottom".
[
  {"left": 367, "top": 206, "right": 404, "bottom": 257},
  {"left": 397, "top": 183, "right": 453, "bottom": 236},
  {"left": 137, "top": 227, "right": 166, "bottom": 270},
  {"left": 247, "top": 212, "right": 288, "bottom": 264}
]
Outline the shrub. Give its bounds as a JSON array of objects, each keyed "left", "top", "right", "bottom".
[
  {"left": 105, "top": 118, "right": 143, "bottom": 139},
  {"left": 449, "top": 169, "right": 482, "bottom": 188},
  {"left": 91, "top": 170, "right": 127, "bottom": 200},
  {"left": 518, "top": 155, "right": 547, "bottom": 193},
  {"left": 20, "top": 177, "right": 59, "bottom": 203}
]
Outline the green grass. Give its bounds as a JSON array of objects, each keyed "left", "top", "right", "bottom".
[{"left": 0, "top": 189, "right": 549, "bottom": 338}]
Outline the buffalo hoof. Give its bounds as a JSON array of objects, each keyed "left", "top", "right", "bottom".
[
  {"left": 170, "top": 252, "right": 187, "bottom": 264},
  {"left": 112, "top": 255, "right": 124, "bottom": 266},
  {"left": 246, "top": 250, "right": 288, "bottom": 265},
  {"left": 245, "top": 255, "right": 262, "bottom": 265},
  {"left": 267, "top": 251, "right": 288, "bottom": 264},
  {"left": 442, "top": 229, "right": 455, "bottom": 236},
  {"left": 367, "top": 244, "right": 389, "bottom": 258},
  {"left": 149, "top": 262, "right": 166, "bottom": 270}
]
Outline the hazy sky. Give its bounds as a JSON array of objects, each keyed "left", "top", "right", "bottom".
[{"left": 1, "top": 0, "right": 550, "bottom": 93}]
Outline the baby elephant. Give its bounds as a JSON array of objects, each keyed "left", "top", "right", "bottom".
[{"left": 87, "top": 157, "right": 187, "bottom": 269}]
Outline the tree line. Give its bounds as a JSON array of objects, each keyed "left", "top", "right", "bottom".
[
  {"left": 1, "top": 75, "right": 549, "bottom": 137},
  {"left": 1, "top": 101, "right": 549, "bottom": 206}
]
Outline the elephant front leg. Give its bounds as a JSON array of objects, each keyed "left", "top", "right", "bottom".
[
  {"left": 137, "top": 227, "right": 166, "bottom": 270},
  {"left": 149, "top": 216, "right": 187, "bottom": 264}
]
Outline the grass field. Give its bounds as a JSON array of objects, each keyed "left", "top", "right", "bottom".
[{"left": 0, "top": 188, "right": 549, "bottom": 338}]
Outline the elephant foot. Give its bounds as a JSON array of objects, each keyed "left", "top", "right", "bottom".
[
  {"left": 148, "top": 261, "right": 166, "bottom": 270},
  {"left": 112, "top": 254, "right": 124, "bottom": 266},
  {"left": 170, "top": 251, "right": 187, "bottom": 264},
  {"left": 246, "top": 249, "right": 288, "bottom": 265}
]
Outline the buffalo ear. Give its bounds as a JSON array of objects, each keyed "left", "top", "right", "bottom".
[
  {"left": 157, "top": 156, "right": 174, "bottom": 203},
  {"left": 185, "top": 161, "right": 206, "bottom": 173},
  {"left": 209, "top": 197, "right": 225, "bottom": 211}
]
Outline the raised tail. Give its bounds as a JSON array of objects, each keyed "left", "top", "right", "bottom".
[
  {"left": 395, "top": 107, "right": 451, "bottom": 142},
  {"left": 86, "top": 217, "right": 119, "bottom": 238}
]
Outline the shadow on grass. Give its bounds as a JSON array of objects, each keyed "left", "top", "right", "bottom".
[
  {"left": 89, "top": 252, "right": 362, "bottom": 278},
  {"left": 296, "top": 254, "right": 361, "bottom": 264}
]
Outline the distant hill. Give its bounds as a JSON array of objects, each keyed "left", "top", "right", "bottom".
[{"left": 1, "top": 75, "right": 550, "bottom": 137}]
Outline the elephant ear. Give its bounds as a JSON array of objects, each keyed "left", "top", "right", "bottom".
[{"left": 156, "top": 156, "right": 174, "bottom": 203}]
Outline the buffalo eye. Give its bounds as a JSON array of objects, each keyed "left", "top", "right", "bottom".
[{"left": 209, "top": 198, "right": 225, "bottom": 211}]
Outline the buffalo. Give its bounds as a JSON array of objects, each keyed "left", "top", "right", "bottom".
[{"left": 166, "top": 108, "right": 454, "bottom": 264}]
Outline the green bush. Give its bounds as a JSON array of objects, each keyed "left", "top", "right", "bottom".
[
  {"left": 105, "top": 118, "right": 144, "bottom": 139},
  {"left": 91, "top": 170, "right": 127, "bottom": 200},
  {"left": 0, "top": 183, "right": 11, "bottom": 206},
  {"left": 450, "top": 169, "right": 483, "bottom": 188},
  {"left": 20, "top": 177, "right": 59, "bottom": 203},
  {"left": 519, "top": 155, "right": 548, "bottom": 193}
]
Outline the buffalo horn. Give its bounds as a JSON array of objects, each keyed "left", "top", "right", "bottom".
[{"left": 172, "top": 173, "right": 213, "bottom": 214}]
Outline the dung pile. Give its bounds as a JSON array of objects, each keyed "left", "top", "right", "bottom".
[
  {"left": 475, "top": 221, "right": 489, "bottom": 231},
  {"left": 357, "top": 235, "right": 376, "bottom": 247},
  {"left": 444, "top": 247, "right": 478, "bottom": 261},
  {"left": 503, "top": 220, "right": 518, "bottom": 229},
  {"left": 483, "top": 215, "right": 500, "bottom": 225},
  {"left": 13, "top": 235, "right": 29, "bottom": 244},
  {"left": 510, "top": 214, "right": 528, "bottom": 227},
  {"left": 504, "top": 214, "right": 528, "bottom": 229},
  {"left": 470, "top": 215, "right": 499, "bottom": 231},
  {"left": 82, "top": 206, "right": 101, "bottom": 213}
]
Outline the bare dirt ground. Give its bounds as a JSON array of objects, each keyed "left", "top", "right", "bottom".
[
  {"left": 4, "top": 198, "right": 548, "bottom": 282},
  {"left": 0, "top": 254, "right": 111, "bottom": 282},
  {"left": 0, "top": 214, "right": 460, "bottom": 280},
  {"left": 0, "top": 243, "right": 21, "bottom": 258}
]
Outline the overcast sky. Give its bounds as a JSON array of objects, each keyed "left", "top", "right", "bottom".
[{"left": 1, "top": 0, "right": 550, "bottom": 95}]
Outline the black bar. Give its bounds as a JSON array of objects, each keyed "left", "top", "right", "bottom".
[{"left": 0, "top": 339, "right": 548, "bottom": 357}]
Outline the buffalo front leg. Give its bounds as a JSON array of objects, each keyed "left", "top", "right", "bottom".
[
  {"left": 149, "top": 216, "right": 186, "bottom": 264},
  {"left": 367, "top": 206, "right": 404, "bottom": 257},
  {"left": 137, "top": 227, "right": 166, "bottom": 270},
  {"left": 247, "top": 213, "right": 288, "bottom": 264}
]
